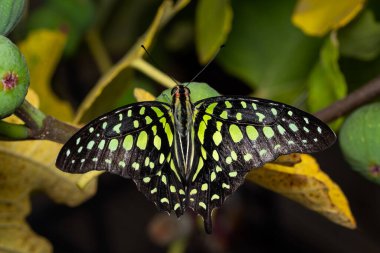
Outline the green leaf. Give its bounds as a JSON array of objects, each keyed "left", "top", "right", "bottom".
[
  {"left": 339, "top": 10, "right": 380, "bottom": 61},
  {"left": 195, "top": 0, "right": 233, "bottom": 64},
  {"left": 217, "top": 0, "right": 322, "bottom": 104},
  {"left": 339, "top": 102, "right": 380, "bottom": 184},
  {"left": 307, "top": 33, "right": 347, "bottom": 129}
]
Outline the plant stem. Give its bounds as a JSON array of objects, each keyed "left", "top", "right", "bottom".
[
  {"left": 0, "top": 121, "right": 29, "bottom": 140},
  {"left": 37, "top": 116, "right": 78, "bottom": 144},
  {"left": 315, "top": 75, "right": 380, "bottom": 123},
  {"left": 8, "top": 99, "right": 79, "bottom": 143},
  {"left": 15, "top": 99, "right": 45, "bottom": 129},
  {"left": 86, "top": 29, "right": 113, "bottom": 74},
  {"left": 131, "top": 58, "right": 176, "bottom": 88}
]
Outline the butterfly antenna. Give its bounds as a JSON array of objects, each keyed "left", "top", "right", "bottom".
[
  {"left": 185, "top": 45, "right": 225, "bottom": 87},
  {"left": 141, "top": 45, "right": 180, "bottom": 86}
]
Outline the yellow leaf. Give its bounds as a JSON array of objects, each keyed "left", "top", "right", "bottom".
[
  {"left": 0, "top": 141, "right": 97, "bottom": 252},
  {"left": 0, "top": 223, "right": 52, "bottom": 253},
  {"left": 272, "top": 153, "right": 302, "bottom": 165},
  {"left": 292, "top": 0, "right": 365, "bottom": 36},
  {"left": 18, "top": 29, "right": 74, "bottom": 121},
  {"left": 246, "top": 154, "right": 356, "bottom": 229},
  {"left": 134, "top": 87, "right": 156, "bottom": 102},
  {"left": 76, "top": 171, "right": 104, "bottom": 189}
]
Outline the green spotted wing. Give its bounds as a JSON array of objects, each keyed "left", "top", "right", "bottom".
[
  {"left": 56, "top": 102, "right": 186, "bottom": 216},
  {"left": 187, "top": 96, "right": 336, "bottom": 232}
]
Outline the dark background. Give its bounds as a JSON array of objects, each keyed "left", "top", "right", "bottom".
[{"left": 28, "top": 144, "right": 380, "bottom": 253}]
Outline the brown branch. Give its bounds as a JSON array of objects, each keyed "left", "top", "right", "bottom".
[
  {"left": 34, "top": 116, "right": 78, "bottom": 144},
  {"left": 10, "top": 100, "right": 79, "bottom": 144},
  {"left": 314, "top": 75, "right": 380, "bottom": 123}
]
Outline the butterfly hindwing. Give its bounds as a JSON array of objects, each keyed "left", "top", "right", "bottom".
[
  {"left": 133, "top": 152, "right": 186, "bottom": 217},
  {"left": 56, "top": 101, "right": 186, "bottom": 216},
  {"left": 187, "top": 96, "right": 336, "bottom": 231}
]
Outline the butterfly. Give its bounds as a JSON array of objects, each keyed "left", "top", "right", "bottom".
[{"left": 56, "top": 82, "right": 336, "bottom": 233}]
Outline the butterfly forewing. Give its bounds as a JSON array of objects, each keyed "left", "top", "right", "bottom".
[
  {"left": 56, "top": 101, "right": 186, "bottom": 216},
  {"left": 194, "top": 96, "right": 336, "bottom": 153},
  {"left": 187, "top": 96, "right": 336, "bottom": 231}
]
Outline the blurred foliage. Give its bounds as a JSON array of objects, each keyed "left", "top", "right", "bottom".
[
  {"left": 306, "top": 32, "right": 347, "bottom": 130},
  {"left": 217, "top": 0, "right": 322, "bottom": 104},
  {"left": 72, "top": 0, "right": 190, "bottom": 123},
  {"left": 18, "top": 29, "right": 73, "bottom": 121},
  {"left": 27, "top": 0, "right": 95, "bottom": 56},
  {"left": 195, "top": 0, "right": 232, "bottom": 64},
  {"left": 339, "top": 10, "right": 380, "bottom": 61},
  {"left": 2, "top": 0, "right": 380, "bottom": 251}
]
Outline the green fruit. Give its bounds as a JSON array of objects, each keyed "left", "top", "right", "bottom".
[
  {"left": 0, "top": 0, "right": 26, "bottom": 35},
  {"left": 339, "top": 103, "right": 380, "bottom": 184},
  {"left": 0, "top": 35, "right": 29, "bottom": 118}
]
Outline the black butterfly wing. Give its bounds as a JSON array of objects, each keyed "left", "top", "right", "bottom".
[
  {"left": 56, "top": 101, "right": 186, "bottom": 216},
  {"left": 187, "top": 96, "right": 336, "bottom": 232}
]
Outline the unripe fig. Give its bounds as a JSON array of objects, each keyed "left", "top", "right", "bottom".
[
  {"left": 0, "top": 35, "right": 29, "bottom": 118},
  {"left": 339, "top": 103, "right": 380, "bottom": 184},
  {"left": 0, "top": 0, "right": 26, "bottom": 35}
]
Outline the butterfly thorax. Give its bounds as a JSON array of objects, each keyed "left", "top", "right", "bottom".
[{"left": 171, "top": 85, "right": 195, "bottom": 181}]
